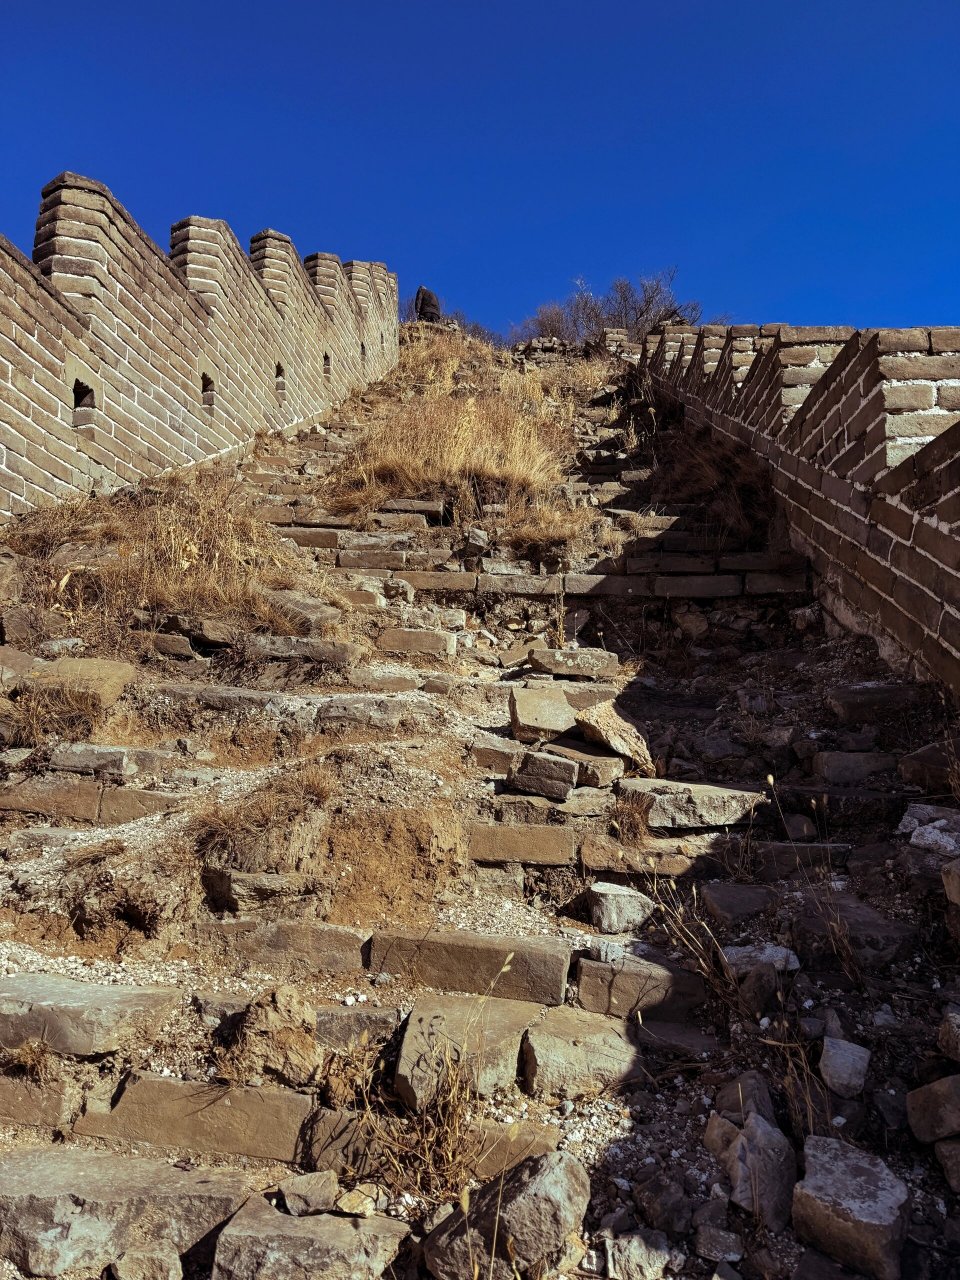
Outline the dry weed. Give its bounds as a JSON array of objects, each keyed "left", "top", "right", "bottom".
[
  {"left": 0, "top": 1038, "right": 54, "bottom": 1084},
  {"left": 6, "top": 685, "right": 102, "bottom": 746},
  {"left": 1, "top": 470, "right": 307, "bottom": 656},
  {"left": 188, "top": 762, "right": 333, "bottom": 875}
]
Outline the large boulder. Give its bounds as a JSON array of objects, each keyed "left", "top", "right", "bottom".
[
  {"left": 216, "top": 986, "right": 326, "bottom": 1088},
  {"left": 423, "top": 1151, "right": 590, "bottom": 1280},
  {"left": 792, "top": 1137, "right": 909, "bottom": 1280},
  {"left": 211, "top": 1194, "right": 408, "bottom": 1280},
  {"left": 585, "top": 881, "right": 656, "bottom": 934},
  {"left": 0, "top": 1148, "right": 248, "bottom": 1276}
]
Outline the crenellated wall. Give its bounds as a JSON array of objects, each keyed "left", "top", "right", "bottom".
[
  {"left": 0, "top": 173, "right": 398, "bottom": 516},
  {"left": 634, "top": 322, "right": 960, "bottom": 691}
]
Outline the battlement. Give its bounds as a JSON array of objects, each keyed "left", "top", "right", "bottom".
[
  {"left": 0, "top": 173, "right": 398, "bottom": 516},
  {"left": 636, "top": 322, "right": 960, "bottom": 690}
]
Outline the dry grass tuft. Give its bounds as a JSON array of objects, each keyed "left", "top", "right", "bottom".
[
  {"left": 613, "top": 790, "right": 656, "bottom": 848},
  {"left": 0, "top": 1038, "right": 54, "bottom": 1084},
  {"left": 188, "top": 762, "right": 333, "bottom": 875},
  {"left": 7, "top": 685, "right": 103, "bottom": 747},
  {"left": 327, "top": 328, "right": 593, "bottom": 556},
  {"left": 2, "top": 470, "right": 306, "bottom": 656}
]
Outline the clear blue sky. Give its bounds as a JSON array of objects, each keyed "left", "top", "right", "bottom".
[{"left": 2, "top": 0, "right": 958, "bottom": 335}]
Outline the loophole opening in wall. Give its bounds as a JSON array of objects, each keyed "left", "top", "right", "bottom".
[
  {"left": 72, "top": 379, "right": 96, "bottom": 430},
  {"left": 275, "top": 362, "right": 286, "bottom": 401},
  {"left": 361, "top": 342, "right": 367, "bottom": 368},
  {"left": 323, "top": 353, "right": 331, "bottom": 380},
  {"left": 201, "top": 373, "right": 215, "bottom": 412},
  {"left": 380, "top": 331, "right": 385, "bottom": 350}
]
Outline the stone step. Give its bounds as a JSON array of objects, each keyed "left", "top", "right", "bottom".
[
  {"left": 0, "top": 1148, "right": 249, "bottom": 1278},
  {"left": 369, "top": 928, "right": 572, "bottom": 1005},
  {"left": 617, "top": 777, "right": 771, "bottom": 830},
  {"left": 151, "top": 682, "right": 409, "bottom": 731},
  {"left": 0, "top": 775, "right": 188, "bottom": 824},
  {"left": 0, "top": 972, "right": 180, "bottom": 1055}
]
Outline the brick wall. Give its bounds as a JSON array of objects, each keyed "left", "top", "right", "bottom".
[
  {"left": 0, "top": 172, "right": 398, "bottom": 516},
  {"left": 634, "top": 323, "right": 960, "bottom": 691}
]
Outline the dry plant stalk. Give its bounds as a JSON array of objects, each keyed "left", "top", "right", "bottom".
[{"left": 320, "top": 955, "right": 533, "bottom": 1212}]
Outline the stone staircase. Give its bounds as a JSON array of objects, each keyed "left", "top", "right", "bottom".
[{"left": 0, "top": 350, "right": 955, "bottom": 1279}]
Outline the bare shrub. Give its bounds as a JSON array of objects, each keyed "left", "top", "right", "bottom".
[{"left": 513, "top": 270, "right": 701, "bottom": 345}]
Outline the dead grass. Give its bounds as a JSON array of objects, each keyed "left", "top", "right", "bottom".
[
  {"left": 1, "top": 470, "right": 307, "bottom": 656},
  {"left": 6, "top": 685, "right": 102, "bottom": 747},
  {"left": 613, "top": 790, "right": 656, "bottom": 847},
  {"left": 329, "top": 1032, "right": 488, "bottom": 1203},
  {"left": 322, "top": 954, "right": 519, "bottom": 1206},
  {"left": 187, "top": 762, "right": 333, "bottom": 875},
  {"left": 326, "top": 329, "right": 588, "bottom": 552},
  {"left": 0, "top": 1038, "right": 54, "bottom": 1084}
]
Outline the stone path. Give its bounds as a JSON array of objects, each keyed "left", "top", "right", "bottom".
[{"left": 0, "top": 335, "right": 958, "bottom": 1278}]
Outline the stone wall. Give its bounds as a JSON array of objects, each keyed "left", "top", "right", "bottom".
[
  {"left": 0, "top": 173, "right": 398, "bottom": 516},
  {"left": 636, "top": 322, "right": 960, "bottom": 690}
]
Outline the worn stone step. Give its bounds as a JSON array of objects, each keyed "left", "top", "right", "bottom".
[
  {"left": 0, "top": 1148, "right": 249, "bottom": 1278},
  {"left": 617, "top": 777, "right": 771, "bottom": 830},
  {"left": 577, "top": 952, "right": 706, "bottom": 1019},
  {"left": 0, "top": 776, "right": 187, "bottom": 824},
  {"left": 467, "top": 821, "right": 577, "bottom": 866},
  {"left": 377, "top": 627, "right": 457, "bottom": 657},
  {"left": 369, "top": 928, "right": 571, "bottom": 1004},
  {"left": 0, "top": 973, "right": 180, "bottom": 1055},
  {"left": 152, "top": 683, "right": 408, "bottom": 731}
]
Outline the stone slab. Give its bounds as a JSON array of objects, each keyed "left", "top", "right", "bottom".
[
  {"left": 75, "top": 1071, "right": 313, "bottom": 1162},
  {"left": 369, "top": 929, "right": 571, "bottom": 1005},
  {"left": 0, "top": 1147, "right": 248, "bottom": 1277},
  {"left": 577, "top": 954, "right": 705, "bottom": 1020},
  {"left": 0, "top": 973, "right": 179, "bottom": 1056},
  {"left": 467, "top": 822, "right": 576, "bottom": 866}
]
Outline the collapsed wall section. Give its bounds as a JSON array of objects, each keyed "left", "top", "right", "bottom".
[
  {"left": 0, "top": 172, "right": 398, "bottom": 516},
  {"left": 637, "top": 323, "right": 960, "bottom": 692}
]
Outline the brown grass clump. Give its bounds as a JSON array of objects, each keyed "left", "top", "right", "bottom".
[
  {"left": 327, "top": 329, "right": 583, "bottom": 547},
  {"left": 334, "top": 1033, "right": 489, "bottom": 1203},
  {"left": 187, "top": 762, "right": 333, "bottom": 876},
  {"left": 0, "top": 1038, "right": 54, "bottom": 1084},
  {"left": 329, "top": 376, "right": 574, "bottom": 520},
  {"left": 6, "top": 685, "right": 102, "bottom": 746},
  {"left": 1, "top": 470, "right": 306, "bottom": 656}
]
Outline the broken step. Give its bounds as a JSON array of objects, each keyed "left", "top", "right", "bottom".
[{"left": 617, "top": 777, "right": 771, "bottom": 830}]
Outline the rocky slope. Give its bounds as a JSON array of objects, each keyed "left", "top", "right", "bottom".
[{"left": 0, "top": 330, "right": 957, "bottom": 1279}]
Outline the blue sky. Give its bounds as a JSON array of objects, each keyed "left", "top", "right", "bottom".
[{"left": 2, "top": 0, "right": 958, "bottom": 335}]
